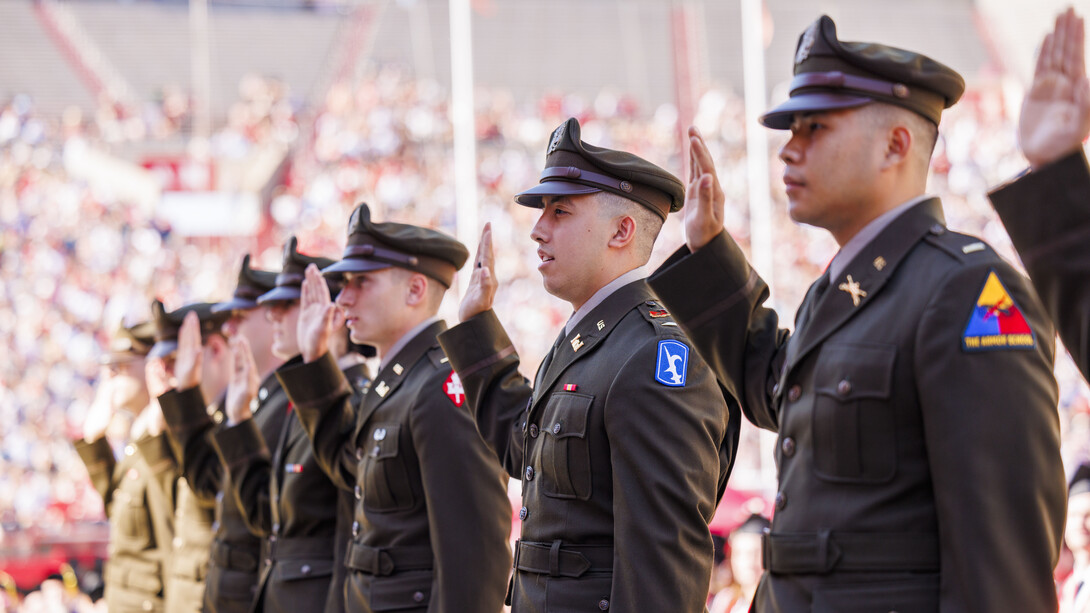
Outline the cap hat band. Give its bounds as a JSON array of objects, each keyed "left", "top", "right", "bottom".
[
  {"left": 275, "top": 272, "right": 304, "bottom": 287},
  {"left": 791, "top": 71, "right": 944, "bottom": 114},
  {"left": 343, "top": 244, "right": 421, "bottom": 268},
  {"left": 540, "top": 166, "right": 635, "bottom": 194},
  {"left": 233, "top": 286, "right": 264, "bottom": 300}
]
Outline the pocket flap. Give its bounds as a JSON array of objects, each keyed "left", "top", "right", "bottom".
[
  {"left": 367, "top": 424, "right": 401, "bottom": 460},
  {"left": 371, "top": 572, "right": 433, "bottom": 611},
  {"left": 815, "top": 343, "right": 895, "bottom": 400},
  {"left": 543, "top": 393, "right": 593, "bottom": 439},
  {"left": 276, "top": 558, "right": 334, "bottom": 582}
]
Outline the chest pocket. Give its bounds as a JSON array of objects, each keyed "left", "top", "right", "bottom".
[
  {"left": 538, "top": 392, "right": 593, "bottom": 500},
  {"left": 361, "top": 424, "right": 415, "bottom": 513},
  {"left": 112, "top": 478, "right": 154, "bottom": 549},
  {"left": 811, "top": 343, "right": 897, "bottom": 484}
]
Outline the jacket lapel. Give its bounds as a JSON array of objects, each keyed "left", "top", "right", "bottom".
[
  {"left": 787, "top": 198, "right": 945, "bottom": 370},
  {"left": 530, "top": 280, "right": 653, "bottom": 410},
  {"left": 354, "top": 320, "right": 447, "bottom": 440}
]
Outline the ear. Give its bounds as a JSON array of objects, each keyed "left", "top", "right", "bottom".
[
  {"left": 883, "top": 124, "right": 912, "bottom": 169},
  {"left": 607, "top": 214, "right": 638, "bottom": 250},
  {"left": 404, "top": 273, "right": 429, "bottom": 307},
  {"left": 205, "top": 334, "right": 230, "bottom": 360}
]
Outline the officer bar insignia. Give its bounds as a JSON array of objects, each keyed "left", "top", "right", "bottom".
[
  {"left": 962, "top": 270, "right": 1036, "bottom": 351},
  {"left": 655, "top": 340, "right": 689, "bottom": 387}
]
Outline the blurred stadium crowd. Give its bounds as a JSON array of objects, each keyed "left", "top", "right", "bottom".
[{"left": 3, "top": 58, "right": 1090, "bottom": 609}]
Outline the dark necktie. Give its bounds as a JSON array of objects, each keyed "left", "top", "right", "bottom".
[
  {"left": 534, "top": 329, "right": 567, "bottom": 389},
  {"left": 797, "top": 270, "right": 831, "bottom": 333}
]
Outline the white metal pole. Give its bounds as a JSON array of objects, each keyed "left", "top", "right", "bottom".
[
  {"left": 449, "top": 0, "right": 478, "bottom": 290},
  {"left": 740, "top": 0, "right": 773, "bottom": 288},
  {"left": 189, "top": 0, "right": 212, "bottom": 142}
]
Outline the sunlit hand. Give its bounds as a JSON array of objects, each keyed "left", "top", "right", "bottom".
[
  {"left": 684, "top": 126, "right": 726, "bottom": 252},
  {"left": 1020, "top": 8, "right": 1090, "bottom": 169},
  {"left": 145, "top": 357, "right": 175, "bottom": 400},
  {"left": 225, "top": 335, "right": 260, "bottom": 426},
  {"left": 83, "top": 372, "right": 115, "bottom": 442},
  {"left": 299, "top": 263, "right": 336, "bottom": 363},
  {"left": 173, "top": 311, "right": 203, "bottom": 390},
  {"left": 459, "top": 223, "right": 497, "bottom": 322}
]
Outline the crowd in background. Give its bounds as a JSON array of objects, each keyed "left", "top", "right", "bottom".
[{"left": 2, "top": 63, "right": 1090, "bottom": 608}]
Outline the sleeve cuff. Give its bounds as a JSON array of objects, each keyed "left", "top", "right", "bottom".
[
  {"left": 648, "top": 230, "right": 757, "bottom": 326},
  {"left": 159, "top": 386, "right": 213, "bottom": 442},
  {"left": 133, "top": 433, "right": 174, "bottom": 473},
  {"left": 437, "top": 310, "right": 514, "bottom": 378},
  {"left": 74, "top": 436, "right": 113, "bottom": 478},
  {"left": 212, "top": 418, "right": 269, "bottom": 468},
  {"left": 277, "top": 352, "right": 351, "bottom": 411}
]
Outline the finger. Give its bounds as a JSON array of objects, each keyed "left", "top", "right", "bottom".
[
  {"left": 688, "top": 126, "right": 700, "bottom": 183},
  {"left": 1053, "top": 11, "right": 1068, "bottom": 73},
  {"left": 690, "top": 131, "right": 718, "bottom": 183},
  {"left": 315, "top": 266, "right": 331, "bottom": 305},
  {"left": 321, "top": 303, "right": 337, "bottom": 331},
  {"left": 330, "top": 305, "right": 345, "bottom": 330},
  {"left": 180, "top": 311, "right": 201, "bottom": 358},
  {"left": 481, "top": 223, "right": 495, "bottom": 273},
  {"left": 301, "top": 264, "right": 316, "bottom": 307},
  {"left": 1071, "top": 12, "right": 1086, "bottom": 79},
  {"left": 240, "top": 336, "right": 259, "bottom": 384},
  {"left": 1037, "top": 33, "right": 1055, "bottom": 78}
]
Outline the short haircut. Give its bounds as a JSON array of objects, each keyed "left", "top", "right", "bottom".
[
  {"left": 863, "top": 102, "right": 939, "bottom": 171},
  {"left": 595, "top": 191, "right": 665, "bottom": 262}
]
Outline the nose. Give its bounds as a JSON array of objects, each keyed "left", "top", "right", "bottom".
[
  {"left": 778, "top": 133, "right": 801, "bottom": 165},
  {"left": 530, "top": 210, "right": 549, "bottom": 244},
  {"left": 334, "top": 286, "right": 351, "bottom": 307}
]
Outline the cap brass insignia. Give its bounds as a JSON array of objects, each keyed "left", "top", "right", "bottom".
[
  {"left": 796, "top": 22, "right": 818, "bottom": 64},
  {"left": 838, "top": 275, "right": 867, "bottom": 307},
  {"left": 548, "top": 123, "right": 566, "bottom": 155},
  {"left": 571, "top": 334, "right": 584, "bottom": 352}
]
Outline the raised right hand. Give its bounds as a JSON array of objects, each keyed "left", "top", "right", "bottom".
[
  {"left": 173, "top": 311, "right": 203, "bottom": 390},
  {"left": 298, "top": 263, "right": 337, "bottom": 363},
  {"left": 225, "top": 335, "right": 260, "bottom": 426},
  {"left": 683, "top": 126, "right": 726, "bottom": 252},
  {"left": 1020, "top": 8, "right": 1090, "bottom": 168},
  {"left": 459, "top": 223, "right": 497, "bottom": 322}
]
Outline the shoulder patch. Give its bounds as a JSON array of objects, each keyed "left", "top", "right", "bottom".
[
  {"left": 962, "top": 269, "right": 1036, "bottom": 352},
  {"left": 443, "top": 371, "right": 465, "bottom": 407},
  {"left": 654, "top": 339, "right": 689, "bottom": 387}
]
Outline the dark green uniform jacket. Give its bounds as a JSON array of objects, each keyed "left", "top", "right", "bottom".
[
  {"left": 648, "top": 199, "right": 1065, "bottom": 613},
  {"left": 158, "top": 371, "right": 289, "bottom": 613},
  {"left": 281, "top": 320, "right": 511, "bottom": 613},
  {"left": 76, "top": 434, "right": 174, "bottom": 612},
  {"left": 990, "top": 149, "right": 1090, "bottom": 381},
  {"left": 156, "top": 404, "right": 219, "bottom": 613},
  {"left": 212, "top": 356, "right": 366, "bottom": 613},
  {"left": 438, "top": 280, "right": 738, "bottom": 613}
]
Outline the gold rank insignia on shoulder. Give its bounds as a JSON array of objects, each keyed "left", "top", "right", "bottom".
[
  {"left": 392, "top": 363, "right": 403, "bottom": 375},
  {"left": 571, "top": 334, "right": 584, "bottom": 352},
  {"left": 838, "top": 275, "right": 867, "bottom": 307},
  {"left": 375, "top": 381, "right": 390, "bottom": 398}
]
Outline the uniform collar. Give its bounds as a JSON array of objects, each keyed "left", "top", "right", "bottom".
[
  {"left": 380, "top": 315, "right": 442, "bottom": 371},
  {"left": 564, "top": 267, "right": 646, "bottom": 336},
  {"left": 828, "top": 194, "right": 931, "bottom": 281}
]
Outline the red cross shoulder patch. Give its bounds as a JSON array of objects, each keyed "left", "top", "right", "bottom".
[{"left": 444, "top": 371, "right": 465, "bottom": 407}]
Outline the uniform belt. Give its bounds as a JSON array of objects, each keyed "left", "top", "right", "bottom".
[
  {"left": 513, "top": 540, "right": 613, "bottom": 578},
  {"left": 263, "top": 535, "right": 334, "bottom": 561},
  {"left": 209, "top": 540, "right": 259, "bottom": 573},
  {"left": 345, "top": 542, "right": 434, "bottom": 576},
  {"left": 762, "top": 531, "right": 939, "bottom": 574}
]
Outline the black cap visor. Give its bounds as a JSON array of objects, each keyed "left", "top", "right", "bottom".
[
  {"left": 759, "top": 93, "right": 873, "bottom": 129},
  {"left": 148, "top": 340, "right": 179, "bottom": 360},
  {"left": 211, "top": 298, "right": 260, "bottom": 313},
  {"left": 256, "top": 286, "right": 302, "bottom": 304},
  {"left": 321, "top": 258, "right": 393, "bottom": 279},
  {"left": 514, "top": 180, "right": 602, "bottom": 208}
]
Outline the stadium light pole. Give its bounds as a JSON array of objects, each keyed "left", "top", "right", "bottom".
[
  {"left": 189, "top": 0, "right": 212, "bottom": 142},
  {"left": 740, "top": 0, "right": 773, "bottom": 289},
  {"left": 449, "top": 0, "right": 478, "bottom": 291}
]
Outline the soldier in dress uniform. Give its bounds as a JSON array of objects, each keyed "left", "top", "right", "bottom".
[
  {"left": 647, "top": 15, "right": 1066, "bottom": 612},
  {"left": 988, "top": 8, "right": 1090, "bottom": 382},
  {"left": 76, "top": 320, "right": 174, "bottom": 613},
  {"left": 438, "top": 118, "right": 738, "bottom": 612},
  {"left": 155, "top": 255, "right": 285, "bottom": 613},
  {"left": 211, "top": 238, "right": 370, "bottom": 613},
  {"left": 282, "top": 204, "right": 511, "bottom": 613},
  {"left": 146, "top": 301, "right": 232, "bottom": 613}
]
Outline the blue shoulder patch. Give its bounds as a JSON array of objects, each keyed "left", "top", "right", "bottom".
[{"left": 655, "top": 340, "right": 689, "bottom": 387}]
